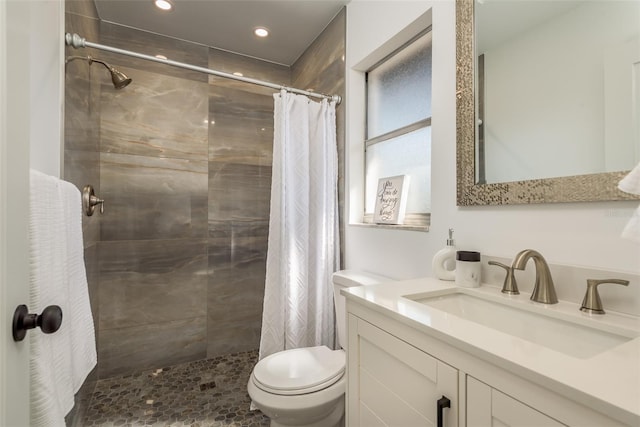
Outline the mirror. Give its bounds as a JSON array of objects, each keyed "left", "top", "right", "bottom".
[{"left": 456, "top": 0, "right": 640, "bottom": 205}]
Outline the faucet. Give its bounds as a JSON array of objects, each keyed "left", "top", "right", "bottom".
[{"left": 511, "top": 249, "right": 558, "bottom": 304}]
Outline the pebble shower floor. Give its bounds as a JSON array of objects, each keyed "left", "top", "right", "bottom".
[{"left": 80, "top": 350, "right": 270, "bottom": 427}]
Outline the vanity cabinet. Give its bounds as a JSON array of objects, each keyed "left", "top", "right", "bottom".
[
  {"left": 346, "top": 301, "right": 629, "bottom": 427},
  {"left": 466, "top": 376, "right": 563, "bottom": 427},
  {"left": 347, "top": 315, "right": 458, "bottom": 427}
]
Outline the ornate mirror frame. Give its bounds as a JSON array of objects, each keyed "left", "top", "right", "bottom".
[{"left": 455, "top": 0, "right": 639, "bottom": 206}]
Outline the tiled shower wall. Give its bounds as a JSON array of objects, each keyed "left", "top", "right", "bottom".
[{"left": 64, "top": 0, "right": 345, "bottom": 380}]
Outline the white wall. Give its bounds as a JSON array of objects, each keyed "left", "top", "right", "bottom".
[
  {"left": 28, "top": 0, "right": 64, "bottom": 177},
  {"left": 344, "top": 1, "right": 640, "bottom": 306}
]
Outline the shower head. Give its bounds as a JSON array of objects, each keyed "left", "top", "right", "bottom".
[
  {"left": 65, "top": 55, "right": 132, "bottom": 89},
  {"left": 107, "top": 67, "right": 132, "bottom": 89}
]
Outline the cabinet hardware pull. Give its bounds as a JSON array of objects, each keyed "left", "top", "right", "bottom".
[{"left": 437, "top": 395, "right": 451, "bottom": 427}]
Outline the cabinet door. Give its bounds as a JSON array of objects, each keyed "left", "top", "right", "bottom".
[
  {"left": 348, "top": 317, "right": 458, "bottom": 426},
  {"left": 467, "top": 376, "right": 565, "bottom": 427}
]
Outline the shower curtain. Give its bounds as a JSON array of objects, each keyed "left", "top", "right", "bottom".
[{"left": 258, "top": 90, "right": 340, "bottom": 360}]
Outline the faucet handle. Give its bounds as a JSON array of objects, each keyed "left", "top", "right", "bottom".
[
  {"left": 580, "top": 279, "right": 629, "bottom": 315},
  {"left": 488, "top": 261, "right": 519, "bottom": 295}
]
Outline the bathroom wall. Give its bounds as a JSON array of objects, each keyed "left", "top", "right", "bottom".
[
  {"left": 95, "top": 22, "right": 210, "bottom": 378},
  {"left": 63, "top": 2, "right": 345, "bottom": 379},
  {"left": 206, "top": 48, "right": 289, "bottom": 357},
  {"left": 292, "top": 8, "right": 347, "bottom": 264},
  {"left": 344, "top": 1, "right": 640, "bottom": 314},
  {"left": 63, "top": 0, "right": 101, "bottom": 423}
]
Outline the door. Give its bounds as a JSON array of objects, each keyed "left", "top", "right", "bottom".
[
  {"left": 348, "top": 316, "right": 458, "bottom": 426},
  {"left": 466, "top": 376, "right": 565, "bottom": 427},
  {"left": 1, "top": 0, "right": 33, "bottom": 425}
]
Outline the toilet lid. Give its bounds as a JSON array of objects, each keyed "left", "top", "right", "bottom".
[{"left": 253, "top": 346, "right": 345, "bottom": 395}]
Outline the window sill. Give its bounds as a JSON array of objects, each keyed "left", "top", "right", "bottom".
[
  {"left": 350, "top": 222, "right": 430, "bottom": 232},
  {"left": 353, "top": 213, "right": 430, "bottom": 232}
]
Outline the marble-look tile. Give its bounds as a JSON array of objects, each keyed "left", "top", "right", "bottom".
[
  {"left": 100, "top": 66, "right": 208, "bottom": 160},
  {"left": 208, "top": 220, "right": 232, "bottom": 266},
  {"left": 63, "top": 150, "right": 100, "bottom": 246},
  {"left": 291, "top": 9, "right": 346, "bottom": 266},
  {"left": 207, "top": 262, "right": 266, "bottom": 358},
  {"left": 98, "top": 238, "right": 207, "bottom": 330},
  {"left": 99, "top": 22, "right": 209, "bottom": 83},
  {"left": 209, "top": 162, "right": 271, "bottom": 222},
  {"left": 98, "top": 316, "right": 206, "bottom": 378},
  {"left": 291, "top": 8, "right": 345, "bottom": 97},
  {"left": 64, "top": 63, "right": 99, "bottom": 153},
  {"left": 100, "top": 193, "right": 207, "bottom": 241},
  {"left": 207, "top": 221, "right": 268, "bottom": 357},
  {"left": 65, "top": 9, "right": 99, "bottom": 49},
  {"left": 209, "top": 88, "right": 274, "bottom": 166},
  {"left": 65, "top": 0, "right": 98, "bottom": 19},
  {"left": 208, "top": 47, "right": 290, "bottom": 97},
  {"left": 100, "top": 152, "right": 208, "bottom": 195},
  {"left": 229, "top": 221, "right": 269, "bottom": 265},
  {"left": 84, "top": 244, "right": 100, "bottom": 341},
  {"left": 65, "top": 13, "right": 101, "bottom": 154}
]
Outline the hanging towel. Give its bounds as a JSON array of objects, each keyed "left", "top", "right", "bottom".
[
  {"left": 29, "top": 169, "right": 97, "bottom": 427},
  {"left": 618, "top": 162, "right": 640, "bottom": 243},
  {"left": 619, "top": 161, "right": 640, "bottom": 195}
]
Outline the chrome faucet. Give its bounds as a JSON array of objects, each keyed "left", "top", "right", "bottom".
[{"left": 511, "top": 249, "right": 558, "bottom": 304}]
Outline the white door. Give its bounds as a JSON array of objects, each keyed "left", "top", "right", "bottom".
[
  {"left": 466, "top": 376, "right": 565, "bottom": 427},
  {"left": 1, "top": 0, "right": 33, "bottom": 425},
  {"left": 348, "top": 317, "right": 458, "bottom": 427}
]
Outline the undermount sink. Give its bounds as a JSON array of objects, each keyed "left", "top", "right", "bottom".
[{"left": 405, "top": 290, "right": 639, "bottom": 359}]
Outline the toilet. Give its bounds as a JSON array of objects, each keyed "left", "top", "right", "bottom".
[{"left": 248, "top": 270, "right": 389, "bottom": 427}]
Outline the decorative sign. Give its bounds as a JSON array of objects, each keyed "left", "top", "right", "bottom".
[{"left": 373, "top": 175, "right": 410, "bottom": 224}]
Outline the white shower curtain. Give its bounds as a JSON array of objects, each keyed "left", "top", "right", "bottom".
[{"left": 258, "top": 90, "right": 340, "bottom": 360}]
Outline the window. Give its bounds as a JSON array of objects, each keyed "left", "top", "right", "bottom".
[{"left": 364, "top": 29, "right": 432, "bottom": 228}]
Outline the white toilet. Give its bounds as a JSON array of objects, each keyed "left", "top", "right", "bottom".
[{"left": 248, "top": 270, "right": 389, "bottom": 427}]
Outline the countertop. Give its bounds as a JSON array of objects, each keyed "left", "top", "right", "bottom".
[{"left": 342, "top": 277, "right": 640, "bottom": 425}]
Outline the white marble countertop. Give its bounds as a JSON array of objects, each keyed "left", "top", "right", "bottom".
[{"left": 342, "top": 277, "right": 640, "bottom": 425}]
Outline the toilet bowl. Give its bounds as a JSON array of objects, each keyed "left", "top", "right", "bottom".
[{"left": 248, "top": 270, "right": 390, "bottom": 427}]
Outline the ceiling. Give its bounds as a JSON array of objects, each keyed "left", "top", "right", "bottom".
[{"left": 93, "top": 0, "right": 348, "bottom": 66}]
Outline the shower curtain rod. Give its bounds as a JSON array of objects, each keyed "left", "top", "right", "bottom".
[{"left": 65, "top": 33, "right": 342, "bottom": 105}]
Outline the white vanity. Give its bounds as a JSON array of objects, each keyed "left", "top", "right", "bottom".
[{"left": 343, "top": 278, "right": 640, "bottom": 426}]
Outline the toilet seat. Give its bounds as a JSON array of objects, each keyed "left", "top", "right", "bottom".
[{"left": 252, "top": 346, "right": 345, "bottom": 396}]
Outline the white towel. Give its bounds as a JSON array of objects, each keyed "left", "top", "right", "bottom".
[
  {"left": 619, "top": 161, "right": 640, "bottom": 195},
  {"left": 618, "top": 162, "right": 640, "bottom": 243},
  {"left": 29, "top": 170, "right": 97, "bottom": 427}
]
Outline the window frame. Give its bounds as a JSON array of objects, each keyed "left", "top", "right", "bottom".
[{"left": 363, "top": 26, "right": 433, "bottom": 229}]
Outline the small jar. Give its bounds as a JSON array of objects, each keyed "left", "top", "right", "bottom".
[{"left": 455, "top": 251, "right": 481, "bottom": 288}]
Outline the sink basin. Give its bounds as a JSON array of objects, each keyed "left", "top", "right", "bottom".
[{"left": 406, "top": 291, "right": 638, "bottom": 359}]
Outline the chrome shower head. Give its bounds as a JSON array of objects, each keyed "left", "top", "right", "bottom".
[{"left": 66, "top": 55, "right": 132, "bottom": 89}]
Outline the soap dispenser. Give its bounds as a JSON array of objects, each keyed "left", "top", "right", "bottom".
[{"left": 432, "top": 228, "right": 456, "bottom": 281}]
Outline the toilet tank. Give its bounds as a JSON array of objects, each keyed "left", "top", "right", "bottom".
[{"left": 332, "top": 270, "right": 390, "bottom": 349}]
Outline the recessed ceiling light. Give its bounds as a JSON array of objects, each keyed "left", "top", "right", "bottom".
[
  {"left": 254, "top": 27, "right": 269, "bottom": 38},
  {"left": 154, "top": 0, "right": 173, "bottom": 11}
]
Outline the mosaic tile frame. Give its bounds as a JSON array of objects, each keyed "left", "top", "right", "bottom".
[{"left": 455, "top": 0, "right": 639, "bottom": 206}]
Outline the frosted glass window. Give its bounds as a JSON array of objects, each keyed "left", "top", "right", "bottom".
[
  {"left": 365, "top": 127, "right": 431, "bottom": 213},
  {"left": 367, "top": 31, "right": 432, "bottom": 138}
]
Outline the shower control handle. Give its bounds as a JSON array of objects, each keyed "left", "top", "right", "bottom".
[
  {"left": 12, "top": 304, "right": 63, "bottom": 341},
  {"left": 83, "top": 185, "right": 104, "bottom": 216}
]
